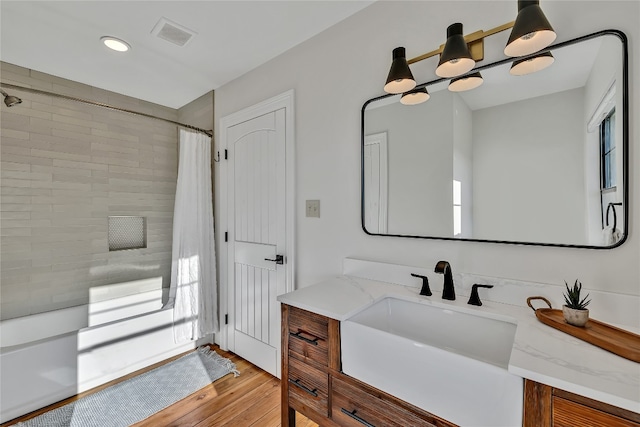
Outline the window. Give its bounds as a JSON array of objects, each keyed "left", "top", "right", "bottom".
[
  {"left": 453, "top": 180, "right": 462, "bottom": 236},
  {"left": 600, "top": 109, "right": 616, "bottom": 190}
]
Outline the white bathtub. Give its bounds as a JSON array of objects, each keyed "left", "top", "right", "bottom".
[{"left": 0, "top": 278, "right": 208, "bottom": 424}]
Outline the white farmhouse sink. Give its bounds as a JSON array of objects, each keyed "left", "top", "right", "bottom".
[{"left": 341, "top": 297, "right": 523, "bottom": 427}]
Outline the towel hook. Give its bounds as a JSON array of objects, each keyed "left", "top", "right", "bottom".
[{"left": 606, "top": 202, "right": 622, "bottom": 230}]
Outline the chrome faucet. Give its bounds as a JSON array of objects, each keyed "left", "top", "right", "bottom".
[{"left": 434, "top": 261, "right": 455, "bottom": 300}]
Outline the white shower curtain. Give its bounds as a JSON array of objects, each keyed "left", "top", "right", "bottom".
[{"left": 167, "top": 129, "right": 218, "bottom": 342}]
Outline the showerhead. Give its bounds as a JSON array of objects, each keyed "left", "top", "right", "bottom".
[
  {"left": 0, "top": 89, "right": 22, "bottom": 107},
  {"left": 4, "top": 95, "right": 22, "bottom": 107}
]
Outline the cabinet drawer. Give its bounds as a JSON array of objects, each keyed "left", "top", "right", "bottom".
[
  {"left": 553, "top": 397, "right": 640, "bottom": 427},
  {"left": 288, "top": 355, "right": 329, "bottom": 417},
  {"left": 288, "top": 306, "right": 329, "bottom": 366},
  {"left": 332, "top": 377, "right": 438, "bottom": 427}
]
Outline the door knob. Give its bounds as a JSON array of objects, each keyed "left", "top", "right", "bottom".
[{"left": 264, "top": 255, "right": 284, "bottom": 265}]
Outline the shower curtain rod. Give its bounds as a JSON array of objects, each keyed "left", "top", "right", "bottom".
[{"left": 0, "top": 82, "right": 213, "bottom": 138}]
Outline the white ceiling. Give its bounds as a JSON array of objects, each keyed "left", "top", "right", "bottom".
[
  {"left": 457, "top": 37, "right": 600, "bottom": 111},
  {"left": 0, "top": 1, "right": 374, "bottom": 109}
]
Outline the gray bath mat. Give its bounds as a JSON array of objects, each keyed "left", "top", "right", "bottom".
[{"left": 16, "top": 346, "right": 239, "bottom": 427}]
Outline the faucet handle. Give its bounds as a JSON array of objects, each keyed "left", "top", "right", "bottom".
[
  {"left": 468, "top": 284, "right": 494, "bottom": 306},
  {"left": 411, "top": 273, "right": 432, "bottom": 296}
]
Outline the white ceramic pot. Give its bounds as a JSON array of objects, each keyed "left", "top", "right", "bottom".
[{"left": 563, "top": 305, "right": 589, "bottom": 327}]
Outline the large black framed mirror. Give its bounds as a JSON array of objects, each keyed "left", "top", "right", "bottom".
[{"left": 361, "top": 30, "right": 628, "bottom": 249}]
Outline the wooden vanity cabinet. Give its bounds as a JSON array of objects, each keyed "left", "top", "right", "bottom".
[
  {"left": 524, "top": 379, "right": 640, "bottom": 427},
  {"left": 282, "top": 304, "right": 640, "bottom": 427},
  {"left": 282, "top": 304, "right": 336, "bottom": 425},
  {"left": 331, "top": 375, "right": 454, "bottom": 427},
  {"left": 281, "top": 304, "right": 456, "bottom": 427}
]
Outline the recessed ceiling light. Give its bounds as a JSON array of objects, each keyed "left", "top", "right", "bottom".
[{"left": 101, "top": 36, "right": 131, "bottom": 52}]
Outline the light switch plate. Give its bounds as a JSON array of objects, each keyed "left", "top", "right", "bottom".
[{"left": 306, "top": 200, "right": 320, "bottom": 218}]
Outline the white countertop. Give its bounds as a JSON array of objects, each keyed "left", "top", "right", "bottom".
[{"left": 277, "top": 275, "right": 640, "bottom": 413}]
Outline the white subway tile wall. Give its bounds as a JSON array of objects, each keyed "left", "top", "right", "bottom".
[{"left": 0, "top": 61, "right": 180, "bottom": 320}]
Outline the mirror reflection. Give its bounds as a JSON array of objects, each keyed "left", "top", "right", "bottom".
[{"left": 363, "top": 32, "right": 627, "bottom": 248}]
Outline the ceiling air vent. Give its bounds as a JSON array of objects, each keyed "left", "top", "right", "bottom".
[{"left": 151, "top": 17, "right": 197, "bottom": 47}]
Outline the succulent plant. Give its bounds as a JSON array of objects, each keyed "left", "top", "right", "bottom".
[{"left": 564, "top": 280, "right": 591, "bottom": 310}]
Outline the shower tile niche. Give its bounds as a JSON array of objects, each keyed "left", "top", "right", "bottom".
[{"left": 108, "top": 216, "right": 147, "bottom": 251}]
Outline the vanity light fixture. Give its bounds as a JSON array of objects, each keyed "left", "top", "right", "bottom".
[
  {"left": 509, "top": 51, "right": 554, "bottom": 75},
  {"left": 382, "top": 0, "right": 555, "bottom": 98},
  {"left": 435, "top": 23, "right": 475, "bottom": 78},
  {"left": 101, "top": 36, "right": 131, "bottom": 52},
  {"left": 384, "top": 47, "right": 416, "bottom": 94},
  {"left": 448, "top": 72, "right": 484, "bottom": 92},
  {"left": 401, "top": 86, "right": 430, "bottom": 105},
  {"left": 504, "top": 0, "right": 556, "bottom": 57}
]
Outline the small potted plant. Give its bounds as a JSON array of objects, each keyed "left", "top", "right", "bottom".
[{"left": 563, "top": 280, "right": 591, "bottom": 327}]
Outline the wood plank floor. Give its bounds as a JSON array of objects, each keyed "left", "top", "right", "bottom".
[{"left": 3, "top": 345, "right": 318, "bottom": 427}]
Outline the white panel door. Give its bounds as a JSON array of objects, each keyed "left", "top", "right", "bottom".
[
  {"left": 364, "top": 132, "right": 388, "bottom": 233},
  {"left": 227, "top": 109, "right": 286, "bottom": 377}
]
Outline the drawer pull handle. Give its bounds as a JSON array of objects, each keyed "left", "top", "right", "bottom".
[
  {"left": 289, "top": 378, "right": 318, "bottom": 397},
  {"left": 341, "top": 408, "right": 375, "bottom": 427},
  {"left": 289, "top": 331, "right": 319, "bottom": 345}
]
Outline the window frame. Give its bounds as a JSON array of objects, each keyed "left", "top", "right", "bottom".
[{"left": 600, "top": 108, "right": 616, "bottom": 191}]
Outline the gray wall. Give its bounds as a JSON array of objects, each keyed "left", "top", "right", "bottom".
[
  {"left": 0, "top": 62, "right": 179, "bottom": 320},
  {"left": 214, "top": 1, "right": 639, "bottom": 297},
  {"left": 178, "top": 91, "right": 214, "bottom": 131},
  {"left": 472, "top": 87, "right": 586, "bottom": 244}
]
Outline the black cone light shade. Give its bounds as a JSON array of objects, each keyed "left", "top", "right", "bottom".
[
  {"left": 510, "top": 51, "right": 554, "bottom": 75},
  {"left": 448, "top": 72, "right": 484, "bottom": 92},
  {"left": 504, "top": 0, "right": 556, "bottom": 57},
  {"left": 401, "top": 87, "right": 430, "bottom": 105},
  {"left": 384, "top": 47, "right": 416, "bottom": 94},
  {"left": 436, "top": 23, "right": 475, "bottom": 78}
]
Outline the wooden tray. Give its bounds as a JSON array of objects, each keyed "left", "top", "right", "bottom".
[{"left": 527, "top": 296, "right": 640, "bottom": 363}]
